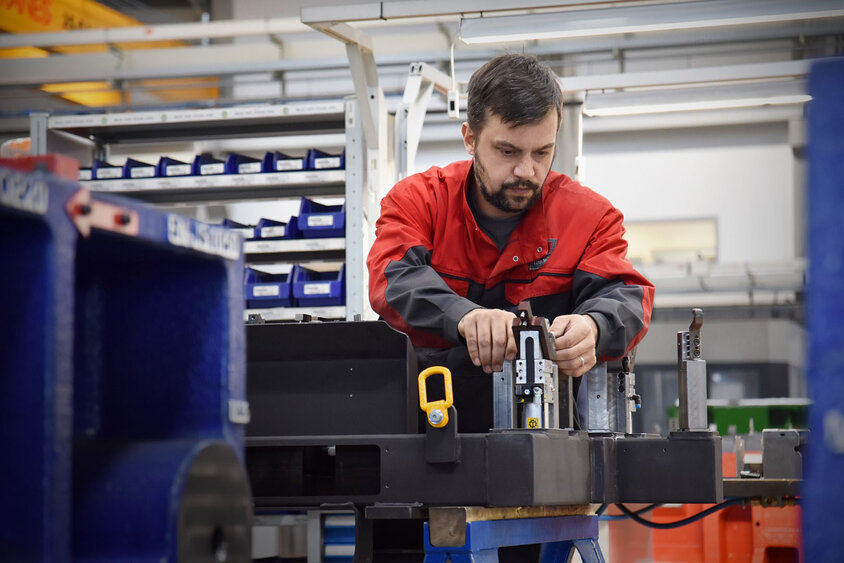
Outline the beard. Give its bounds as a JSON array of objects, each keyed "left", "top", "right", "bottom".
[{"left": 474, "top": 152, "right": 543, "bottom": 214}]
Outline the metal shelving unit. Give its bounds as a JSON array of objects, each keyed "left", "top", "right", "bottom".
[
  {"left": 78, "top": 170, "right": 346, "bottom": 205},
  {"left": 244, "top": 238, "right": 345, "bottom": 265},
  {"left": 32, "top": 99, "right": 372, "bottom": 321}
]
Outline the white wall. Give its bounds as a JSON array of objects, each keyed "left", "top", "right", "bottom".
[
  {"left": 582, "top": 123, "right": 795, "bottom": 262},
  {"left": 413, "top": 121, "right": 796, "bottom": 263}
]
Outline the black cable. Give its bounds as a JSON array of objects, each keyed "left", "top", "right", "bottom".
[
  {"left": 614, "top": 498, "right": 744, "bottom": 529},
  {"left": 599, "top": 503, "right": 661, "bottom": 520}
]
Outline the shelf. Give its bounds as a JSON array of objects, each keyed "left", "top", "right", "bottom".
[
  {"left": 244, "top": 305, "right": 345, "bottom": 322},
  {"left": 245, "top": 237, "right": 345, "bottom": 264},
  {"left": 79, "top": 169, "right": 345, "bottom": 204},
  {"left": 48, "top": 101, "right": 346, "bottom": 143}
]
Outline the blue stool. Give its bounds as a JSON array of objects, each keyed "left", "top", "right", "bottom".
[{"left": 424, "top": 513, "right": 604, "bottom": 562}]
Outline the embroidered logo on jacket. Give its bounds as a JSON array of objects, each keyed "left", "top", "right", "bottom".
[{"left": 529, "top": 239, "right": 557, "bottom": 271}]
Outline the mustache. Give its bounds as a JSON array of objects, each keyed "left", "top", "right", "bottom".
[{"left": 502, "top": 179, "right": 540, "bottom": 191}]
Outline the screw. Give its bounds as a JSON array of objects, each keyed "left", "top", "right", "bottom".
[
  {"left": 428, "top": 409, "right": 444, "bottom": 425},
  {"left": 115, "top": 212, "right": 131, "bottom": 226},
  {"left": 75, "top": 203, "right": 92, "bottom": 215}
]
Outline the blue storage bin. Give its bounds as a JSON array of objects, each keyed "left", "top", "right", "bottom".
[
  {"left": 255, "top": 217, "right": 300, "bottom": 240},
  {"left": 221, "top": 218, "right": 255, "bottom": 240},
  {"left": 297, "top": 198, "right": 345, "bottom": 238},
  {"left": 93, "top": 159, "right": 123, "bottom": 180},
  {"left": 306, "top": 148, "right": 345, "bottom": 170},
  {"left": 226, "top": 153, "right": 263, "bottom": 175},
  {"left": 123, "top": 158, "right": 156, "bottom": 179},
  {"left": 262, "top": 151, "right": 305, "bottom": 172},
  {"left": 292, "top": 265, "right": 345, "bottom": 307},
  {"left": 245, "top": 267, "right": 294, "bottom": 308},
  {"left": 192, "top": 154, "right": 226, "bottom": 176},
  {"left": 1, "top": 166, "right": 249, "bottom": 561},
  {"left": 157, "top": 156, "right": 192, "bottom": 177}
]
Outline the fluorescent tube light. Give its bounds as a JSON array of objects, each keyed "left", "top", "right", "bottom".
[
  {"left": 583, "top": 94, "right": 811, "bottom": 116},
  {"left": 459, "top": 0, "right": 844, "bottom": 44}
]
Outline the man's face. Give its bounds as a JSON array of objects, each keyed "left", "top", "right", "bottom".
[{"left": 462, "top": 109, "right": 558, "bottom": 219}]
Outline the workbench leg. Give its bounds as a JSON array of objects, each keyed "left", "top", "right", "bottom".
[
  {"left": 540, "top": 538, "right": 605, "bottom": 563},
  {"left": 572, "top": 538, "right": 605, "bottom": 562}
]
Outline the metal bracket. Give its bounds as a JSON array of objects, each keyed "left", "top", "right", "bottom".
[
  {"left": 396, "top": 62, "right": 452, "bottom": 179},
  {"left": 425, "top": 406, "right": 461, "bottom": 463}
]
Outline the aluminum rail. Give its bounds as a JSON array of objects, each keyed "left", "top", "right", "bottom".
[{"left": 0, "top": 17, "right": 308, "bottom": 49}]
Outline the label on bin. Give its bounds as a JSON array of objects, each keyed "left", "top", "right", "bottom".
[
  {"left": 200, "top": 162, "right": 224, "bottom": 175},
  {"left": 130, "top": 166, "right": 156, "bottom": 179},
  {"left": 96, "top": 167, "right": 122, "bottom": 179},
  {"left": 165, "top": 164, "right": 191, "bottom": 176},
  {"left": 260, "top": 226, "right": 286, "bottom": 238},
  {"left": 253, "top": 285, "right": 280, "bottom": 297},
  {"left": 167, "top": 214, "right": 241, "bottom": 260},
  {"left": 314, "top": 156, "right": 341, "bottom": 169},
  {"left": 238, "top": 161, "right": 262, "bottom": 174},
  {"left": 276, "top": 159, "right": 304, "bottom": 171},
  {"left": 78, "top": 169, "right": 92, "bottom": 181},
  {"left": 228, "top": 399, "right": 251, "bottom": 424},
  {"left": 307, "top": 215, "right": 334, "bottom": 227},
  {"left": 304, "top": 283, "right": 331, "bottom": 295},
  {"left": 0, "top": 168, "right": 48, "bottom": 215}
]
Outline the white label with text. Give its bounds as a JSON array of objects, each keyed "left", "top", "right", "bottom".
[
  {"left": 276, "top": 159, "right": 304, "bottom": 171},
  {"left": 313, "top": 157, "right": 341, "bottom": 169},
  {"left": 228, "top": 399, "right": 251, "bottom": 424},
  {"left": 307, "top": 215, "right": 334, "bottom": 227},
  {"left": 96, "top": 167, "right": 122, "bottom": 179},
  {"left": 165, "top": 164, "right": 191, "bottom": 176},
  {"left": 238, "top": 161, "right": 262, "bottom": 174},
  {"left": 0, "top": 168, "right": 48, "bottom": 215},
  {"left": 130, "top": 167, "right": 156, "bottom": 179},
  {"left": 253, "top": 285, "right": 280, "bottom": 297},
  {"left": 260, "top": 226, "right": 286, "bottom": 238},
  {"left": 167, "top": 214, "right": 241, "bottom": 260},
  {"left": 199, "top": 163, "right": 224, "bottom": 175},
  {"left": 304, "top": 283, "right": 331, "bottom": 295}
]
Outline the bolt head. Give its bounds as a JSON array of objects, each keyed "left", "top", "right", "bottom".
[{"left": 428, "top": 409, "right": 444, "bottom": 425}]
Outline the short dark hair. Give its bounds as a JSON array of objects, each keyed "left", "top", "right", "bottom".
[{"left": 467, "top": 54, "right": 563, "bottom": 133}]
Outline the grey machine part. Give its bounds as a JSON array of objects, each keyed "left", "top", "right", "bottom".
[
  {"left": 246, "top": 313, "right": 723, "bottom": 513},
  {"left": 677, "top": 308, "right": 709, "bottom": 431},
  {"left": 584, "top": 353, "right": 640, "bottom": 434},
  {"left": 493, "top": 303, "right": 562, "bottom": 430}
]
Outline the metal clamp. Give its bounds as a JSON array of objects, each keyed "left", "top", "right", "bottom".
[{"left": 419, "top": 366, "right": 453, "bottom": 429}]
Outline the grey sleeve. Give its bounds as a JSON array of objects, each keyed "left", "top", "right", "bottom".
[
  {"left": 571, "top": 270, "right": 647, "bottom": 359},
  {"left": 384, "top": 245, "right": 481, "bottom": 344}
]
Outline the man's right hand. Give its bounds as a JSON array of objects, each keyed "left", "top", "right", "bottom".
[{"left": 457, "top": 308, "right": 518, "bottom": 373}]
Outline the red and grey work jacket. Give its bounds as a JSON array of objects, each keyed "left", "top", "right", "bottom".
[{"left": 366, "top": 159, "right": 654, "bottom": 362}]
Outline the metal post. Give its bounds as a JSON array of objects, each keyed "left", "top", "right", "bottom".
[
  {"left": 554, "top": 93, "right": 584, "bottom": 180},
  {"left": 677, "top": 308, "right": 709, "bottom": 431},
  {"left": 585, "top": 363, "right": 611, "bottom": 433},
  {"left": 493, "top": 363, "right": 516, "bottom": 429},
  {"left": 29, "top": 112, "right": 48, "bottom": 156},
  {"left": 344, "top": 97, "right": 365, "bottom": 321}
]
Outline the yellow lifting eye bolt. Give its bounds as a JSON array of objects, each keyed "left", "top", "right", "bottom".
[{"left": 418, "top": 366, "right": 453, "bottom": 429}]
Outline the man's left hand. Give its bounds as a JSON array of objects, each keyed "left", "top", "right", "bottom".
[{"left": 549, "top": 314, "right": 599, "bottom": 377}]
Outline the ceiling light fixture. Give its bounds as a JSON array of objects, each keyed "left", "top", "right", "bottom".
[
  {"left": 583, "top": 94, "right": 812, "bottom": 117},
  {"left": 458, "top": 0, "right": 844, "bottom": 44}
]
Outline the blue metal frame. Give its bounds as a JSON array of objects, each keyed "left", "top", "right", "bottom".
[
  {"left": 0, "top": 168, "right": 247, "bottom": 562},
  {"left": 805, "top": 57, "right": 844, "bottom": 562},
  {"left": 423, "top": 515, "right": 604, "bottom": 562}
]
